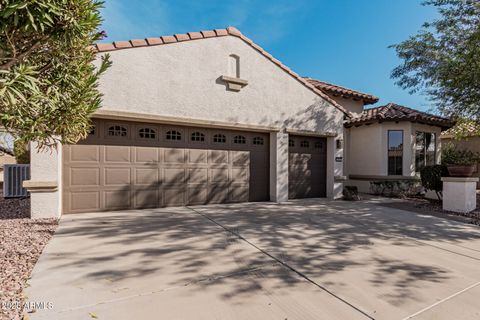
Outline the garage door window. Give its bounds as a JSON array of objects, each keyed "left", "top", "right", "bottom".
[
  {"left": 108, "top": 125, "right": 128, "bottom": 137},
  {"left": 300, "top": 140, "right": 309, "bottom": 148},
  {"left": 213, "top": 134, "right": 226, "bottom": 143},
  {"left": 166, "top": 130, "right": 182, "bottom": 141},
  {"left": 289, "top": 139, "right": 294, "bottom": 147},
  {"left": 191, "top": 132, "right": 205, "bottom": 142},
  {"left": 138, "top": 128, "right": 156, "bottom": 139},
  {"left": 314, "top": 141, "right": 323, "bottom": 149},
  {"left": 234, "top": 135, "right": 246, "bottom": 144},
  {"left": 253, "top": 137, "right": 264, "bottom": 145}
]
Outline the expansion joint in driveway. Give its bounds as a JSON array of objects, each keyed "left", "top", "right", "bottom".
[{"left": 186, "top": 207, "right": 375, "bottom": 320}]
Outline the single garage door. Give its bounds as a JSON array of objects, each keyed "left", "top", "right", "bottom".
[
  {"left": 288, "top": 135, "right": 327, "bottom": 199},
  {"left": 63, "top": 119, "right": 269, "bottom": 213}
]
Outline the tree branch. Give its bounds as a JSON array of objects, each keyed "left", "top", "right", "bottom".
[{"left": 0, "top": 39, "right": 45, "bottom": 71}]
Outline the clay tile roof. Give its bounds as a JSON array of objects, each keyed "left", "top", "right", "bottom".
[
  {"left": 187, "top": 31, "right": 203, "bottom": 40},
  {"left": 201, "top": 30, "right": 216, "bottom": 38},
  {"left": 305, "top": 78, "right": 379, "bottom": 105},
  {"left": 145, "top": 37, "right": 163, "bottom": 45},
  {"left": 130, "top": 39, "right": 148, "bottom": 47},
  {"left": 113, "top": 41, "right": 131, "bottom": 49},
  {"left": 92, "top": 27, "right": 351, "bottom": 116},
  {"left": 161, "top": 35, "right": 176, "bottom": 43},
  {"left": 345, "top": 103, "right": 454, "bottom": 129},
  {"left": 442, "top": 120, "right": 480, "bottom": 138},
  {"left": 174, "top": 33, "right": 190, "bottom": 42},
  {"left": 214, "top": 29, "right": 228, "bottom": 36}
]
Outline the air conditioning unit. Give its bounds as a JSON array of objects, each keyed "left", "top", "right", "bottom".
[{"left": 3, "top": 164, "right": 30, "bottom": 198}]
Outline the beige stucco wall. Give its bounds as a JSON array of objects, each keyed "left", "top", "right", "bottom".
[
  {"left": 347, "top": 124, "right": 384, "bottom": 176},
  {"left": 28, "top": 141, "right": 62, "bottom": 219},
  {"left": 94, "top": 36, "right": 344, "bottom": 135},
  {"left": 346, "top": 121, "right": 442, "bottom": 192},
  {"left": 328, "top": 96, "right": 365, "bottom": 117}
]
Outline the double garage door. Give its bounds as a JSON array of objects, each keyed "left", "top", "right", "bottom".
[{"left": 63, "top": 119, "right": 269, "bottom": 213}]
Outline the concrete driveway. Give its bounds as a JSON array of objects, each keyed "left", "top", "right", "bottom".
[{"left": 26, "top": 199, "right": 480, "bottom": 319}]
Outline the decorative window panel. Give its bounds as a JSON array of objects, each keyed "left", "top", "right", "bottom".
[
  {"left": 166, "top": 130, "right": 182, "bottom": 141},
  {"left": 253, "top": 137, "right": 264, "bottom": 145},
  {"left": 213, "top": 134, "right": 226, "bottom": 143},
  {"left": 138, "top": 128, "right": 156, "bottom": 139},
  {"left": 108, "top": 125, "right": 127, "bottom": 137},
  {"left": 191, "top": 132, "right": 205, "bottom": 142},
  {"left": 233, "top": 135, "right": 246, "bottom": 144}
]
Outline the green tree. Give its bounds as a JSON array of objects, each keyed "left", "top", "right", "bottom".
[
  {"left": 391, "top": 0, "right": 480, "bottom": 121},
  {"left": 0, "top": 0, "right": 111, "bottom": 148}
]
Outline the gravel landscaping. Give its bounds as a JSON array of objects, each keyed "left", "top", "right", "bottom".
[
  {"left": 377, "top": 193, "right": 480, "bottom": 226},
  {"left": 0, "top": 195, "right": 57, "bottom": 320}
]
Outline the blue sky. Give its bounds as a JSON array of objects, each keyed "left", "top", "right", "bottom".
[{"left": 100, "top": 0, "right": 438, "bottom": 111}]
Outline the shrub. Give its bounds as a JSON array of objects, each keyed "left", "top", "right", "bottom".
[
  {"left": 13, "top": 140, "right": 30, "bottom": 164},
  {"left": 420, "top": 164, "right": 448, "bottom": 200},
  {"left": 343, "top": 186, "right": 360, "bottom": 201},
  {"left": 442, "top": 143, "right": 480, "bottom": 165},
  {"left": 369, "top": 180, "right": 419, "bottom": 197}
]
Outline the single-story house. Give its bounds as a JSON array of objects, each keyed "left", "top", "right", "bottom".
[
  {"left": 26, "top": 27, "right": 349, "bottom": 218},
  {"left": 441, "top": 121, "right": 480, "bottom": 188},
  {"left": 24, "top": 27, "right": 453, "bottom": 218}
]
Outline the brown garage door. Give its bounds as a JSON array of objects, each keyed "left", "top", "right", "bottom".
[
  {"left": 63, "top": 119, "right": 269, "bottom": 213},
  {"left": 288, "top": 135, "right": 327, "bottom": 199}
]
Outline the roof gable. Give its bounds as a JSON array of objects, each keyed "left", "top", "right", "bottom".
[{"left": 93, "top": 27, "right": 350, "bottom": 117}]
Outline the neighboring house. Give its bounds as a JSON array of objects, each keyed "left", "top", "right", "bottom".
[
  {"left": 0, "top": 145, "right": 16, "bottom": 187},
  {"left": 441, "top": 121, "right": 480, "bottom": 188},
  {"left": 26, "top": 27, "right": 349, "bottom": 218}
]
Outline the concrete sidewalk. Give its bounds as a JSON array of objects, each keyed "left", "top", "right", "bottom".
[{"left": 25, "top": 199, "right": 480, "bottom": 319}]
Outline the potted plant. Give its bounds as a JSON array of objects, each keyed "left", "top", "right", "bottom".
[{"left": 442, "top": 143, "right": 480, "bottom": 177}]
